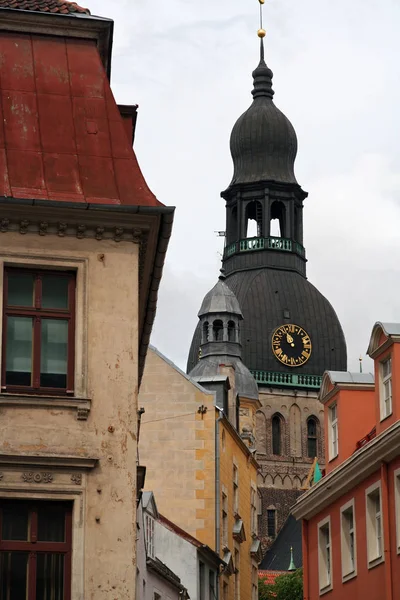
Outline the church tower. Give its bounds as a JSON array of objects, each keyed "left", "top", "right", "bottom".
[{"left": 188, "top": 19, "right": 347, "bottom": 549}]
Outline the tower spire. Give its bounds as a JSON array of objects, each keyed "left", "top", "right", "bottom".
[{"left": 252, "top": 0, "right": 274, "bottom": 99}]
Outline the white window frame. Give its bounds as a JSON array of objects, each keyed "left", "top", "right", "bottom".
[
  {"left": 365, "top": 481, "right": 384, "bottom": 568},
  {"left": 328, "top": 403, "right": 338, "bottom": 460},
  {"left": 145, "top": 514, "right": 155, "bottom": 559},
  {"left": 318, "top": 516, "right": 332, "bottom": 594},
  {"left": 250, "top": 485, "right": 258, "bottom": 536},
  {"left": 340, "top": 498, "right": 357, "bottom": 582},
  {"left": 394, "top": 468, "right": 400, "bottom": 554},
  {"left": 380, "top": 357, "right": 392, "bottom": 420}
]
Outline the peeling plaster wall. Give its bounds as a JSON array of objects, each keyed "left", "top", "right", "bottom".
[{"left": 0, "top": 232, "right": 139, "bottom": 599}]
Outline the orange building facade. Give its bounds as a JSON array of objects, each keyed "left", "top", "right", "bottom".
[{"left": 293, "top": 322, "right": 400, "bottom": 600}]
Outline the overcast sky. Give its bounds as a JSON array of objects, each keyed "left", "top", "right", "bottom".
[{"left": 86, "top": 0, "right": 400, "bottom": 374}]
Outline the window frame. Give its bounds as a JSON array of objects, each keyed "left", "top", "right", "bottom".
[
  {"left": 145, "top": 514, "right": 155, "bottom": 559},
  {"left": 380, "top": 356, "right": 392, "bottom": 421},
  {"left": 317, "top": 516, "right": 332, "bottom": 594},
  {"left": 1, "top": 267, "right": 76, "bottom": 396},
  {"left": 328, "top": 404, "right": 338, "bottom": 460},
  {"left": 222, "top": 490, "right": 228, "bottom": 549},
  {"left": 365, "top": 481, "right": 384, "bottom": 568},
  {"left": 250, "top": 485, "right": 258, "bottom": 536},
  {"left": 0, "top": 499, "right": 72, "bottom": 600},
  {"left": 394, "top": 469, "right": 400, "bottom": 554},
  {"left": 340, "top": 498, "right": 357, "bottom": 582},
  {"left": 233, "top": 463, "right": 239, "bottom": 516}
]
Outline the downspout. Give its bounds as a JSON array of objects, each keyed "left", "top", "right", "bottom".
[
  {"left": 215, "top": 407, "right": 224, "bottom": 600},
  {"left": 302, "top": 519, "right": 309, "bottom": 600},
  {"left": 381, "top": 462, "right": 393, "bottom": 600}
]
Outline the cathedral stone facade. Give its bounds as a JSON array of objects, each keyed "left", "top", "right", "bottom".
[{"left": 188, "top": 38, "right": 347, "bottom": 551}]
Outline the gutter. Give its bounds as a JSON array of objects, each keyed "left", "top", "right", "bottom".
[
  {"left": 215, "top": 407, "right": 224, "bottom": 600},
  {"left": 381, "top": 462, "right": 393, "bottom": 600}
]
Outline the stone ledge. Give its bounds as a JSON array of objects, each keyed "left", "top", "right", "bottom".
[
  {"left": 0, "top": 453, "right": 98, "bottom": 470},
  {"left": 0, "top": 393, "right": 91, "bottom": 420}
]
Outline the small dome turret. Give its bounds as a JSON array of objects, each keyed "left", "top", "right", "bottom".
[{"left": 198, "top": 270, "right": 242, "bottom": 318}]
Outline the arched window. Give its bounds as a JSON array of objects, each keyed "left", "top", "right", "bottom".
[
  {"left": 245, "top": 201, "right": 263, "bottom": 238},
  {"left": 272, "top": 415, "right": 282, "bottom": 455},
  {"left": 270, "top": 201, "right": 285, "bottom": 238},
  {"left": 229, "top": 205, "right": 238, "bottom": 241},
  {"left": 227, "top": 320, "right": 235, "bottom": 342},
  {"left": 307, "top": 417, "right": 318, "bottom": 458},
  {"left": 202, "top": 321, "right": 209, "bottom": 344},
  {"left": 212, "top": 320, "right": 223, "bottom": 341}
]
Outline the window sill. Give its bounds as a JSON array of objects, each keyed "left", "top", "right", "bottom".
[
  {"left": 0, "top": 393, "right": 91, "bottom": 420},
  {"left": 380, "top": 411, "right": 393, "bottom": 423},
  {"left": 368, "top": 555, "right": 384, "bottom": 570},
  {"left": 342, "top": 569, "right": 357, "bottom": 583},
  {"left": 319, "top": 583, "right": 333, "bottom": 596},
  {"left": 328, "top": 454, "right": 338, "bottom": 462}
]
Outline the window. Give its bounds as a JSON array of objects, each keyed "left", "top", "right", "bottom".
[
  {"left": 227, "top": 320, "right": 236, "bottom": 342},
  {"left": 202, "top": 321, "right": 209, "bottom": 343},
  {"left": 209, "top": 569, "right": 216, "bottom": 600},
  {"left": 366, "top": 482, "right": 383, "bottom": 566},
  {"left": 318, "top": 517, "right": 332, "bottom": 592},
  {"left": 222, "top": 581, "right": 228, "bottom": 600},
  {"left": 307, "top": 417, "right": 318, "bottom": 459},
  {"left": 267, "top": 509, "right": 276, "bottom": 538},
  {"left": 199, "top": 561, "right": 205, "bottom": 600},
  {"left": 222, "top": 491, "right": 228, "bottom": 548},
  {"left": 212, "top": 320, "right": 223, "bottom": 342},
  {"left": 329, "top": 404, "right": 338, "bottom": 459},
  {"left": 341, "top": 500, "right": 357, "bottom": 581},
  {"left": 145, "top": 514, "right": 155, "bottom": 559},
  {"left": 234, "top": 548, "right": 240, "bottom": 600},
  {"left": 395, "top": 470, "right": 400, "bottom": 552},
  {"left": 0, "top": 500, "right": 72, "bottom": 600},
  {"left": 272, "top": 415, "right": 282, "bottom": 455},
  {"left": 2, "top": 268, "right": 75, "bottom": 394},
  {"left": 251, "top": 487, "right": 258, "bottom": 535},
  {"left": 154, "top": 593, "right": 161, "bottom": 600},
  {"left": 233, "top": 464, "right": 239, "bottom": 515},
  {"left": 380, "top": 357, "right": 392, "bottom": 419},
  {"left": 252, "top": 565, "right": 258, "bottom": 600}
]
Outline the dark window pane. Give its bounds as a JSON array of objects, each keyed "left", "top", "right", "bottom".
[
  {"left": 308, "top": 437, "right": 317, "bottom": 459},
  {"left": 1, "top": 503, "right": 29, "bottom": 541},
  {"left": 40, "top": 319, "right": 68, "bottom": 388},
  {"left": 36, "top": 553, "right": 65, "bottom": 600},
  {"left": 0, "top": 552, "right": 29, "bottom": 599},
  {"left": 6, "top": 317, "right": 33, "bottom": 387},
  {"left": 7, "top": 273, "right": 34, "bottom": 307},
  {"left": 42, "top": 275, "right": 69, "bottom": 309},
  {"left": 272, "top": 416, "right": 281, "bottom": 455},
  {"left": 267, "top": 510, "right": 276, "bottom": 538},
  {"left": 308, "top": 419, "right": 317, "bottom": 437},
  {"left": 38, "top": 504, "right": 65, "bottom": 542}
]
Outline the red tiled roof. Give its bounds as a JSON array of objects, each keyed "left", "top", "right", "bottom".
[
  {"left": 0, "top": 32, "right": 160, "bottom": 207},
  {"left": 259, "top": 570, "right": 285, "bottom": 586},
  {"left": 0, "top": 0, "right": 90, "bottom": 14}
]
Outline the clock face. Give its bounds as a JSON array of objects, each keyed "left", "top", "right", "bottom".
[{"left": 271, "top": 324, "right": 312, "bottom": 367}]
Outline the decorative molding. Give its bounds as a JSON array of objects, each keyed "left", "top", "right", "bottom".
[
  {"left": 71, "top": 474, "right": 82, "bottom": 486},
  {"left": 22, "top": 472, "right": 53, "bottom": 484},
  {"left": 0, "top": 218, "right": 9, "bottom": 232},
  {"left": 0, "top": 472, "right": 3, "bottom": 480},
  {"left": 39, "top": 221, "right": 48, "bottom": 236},
  {"left": 0, "top": 453, "right": 98, "bottom": 470},
  {"left": 19, "top": 219, "right": 29, "bottom": 234},
  {"left": 0, "top": 393, "right": 91, "bottom": 420}
]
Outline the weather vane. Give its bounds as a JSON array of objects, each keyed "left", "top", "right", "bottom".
[{"left": 258, "top": 0, "right": 266, "bottom": 39}]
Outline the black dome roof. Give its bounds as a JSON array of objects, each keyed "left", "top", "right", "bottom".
[
  {"left": 187, "top": 269, "right": 347, "bottom": 376},
  {"left": 229, "top": 52, "right": 298, "bottom": 187}
]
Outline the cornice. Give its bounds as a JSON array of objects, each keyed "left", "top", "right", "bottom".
[
  {"left": 320, "top": 383, "right": 375, "bottom": 405},
  {"left": 0, "top": 453, "right": 98, "bottom": 470},
  {"left": 292, "top": 420, "right": 400, "bottom": 520},
  {"left": 0, "top": 393, "right": 91, "bottom": 420}
]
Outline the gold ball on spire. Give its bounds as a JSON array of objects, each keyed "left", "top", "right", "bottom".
[
  {"left": 258, "top": 28, "right": 266, "bottom": 38},
  {"left": 258, "top": 0, "right": 265, "bottom": 4}
]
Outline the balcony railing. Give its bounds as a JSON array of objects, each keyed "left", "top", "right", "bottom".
[
  {"left": 225, "top": 236, "right": 305, "bottom": 259},
  {"left": 250, "top": 370, "right": 322, "bottom": 390}
]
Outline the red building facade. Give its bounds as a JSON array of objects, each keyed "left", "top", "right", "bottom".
[{"left": 293, "top": 322, "right": 400, "bottom": 600}]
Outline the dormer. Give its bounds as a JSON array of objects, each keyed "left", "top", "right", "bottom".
[
  {"left": 367, "top": 322, "right": 400, "bottom": 435},
  {"left": 319, "top": 371, "right": 375, "bottom": 474}
]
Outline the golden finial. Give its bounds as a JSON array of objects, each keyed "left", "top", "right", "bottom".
[{"left": 258, "top": 0, "right": 266, "bottom": 39}]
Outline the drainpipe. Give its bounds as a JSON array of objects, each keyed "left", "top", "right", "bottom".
[
  {"left": 302, "top": 519, "right": 309, "bottom": 600},
  {"left": 215, "top": 407, "right": 224, "bottom": 600},
  {"left": 381, "top": 462, "right": 393, "bottom": 600}
]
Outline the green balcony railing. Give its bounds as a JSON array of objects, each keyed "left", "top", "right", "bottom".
[
  {"left": 225, "top": 236, "right": 305, "bottom": 259},
  {"left": 250, "top": 370, "right": 322, "bottom": 390}
]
